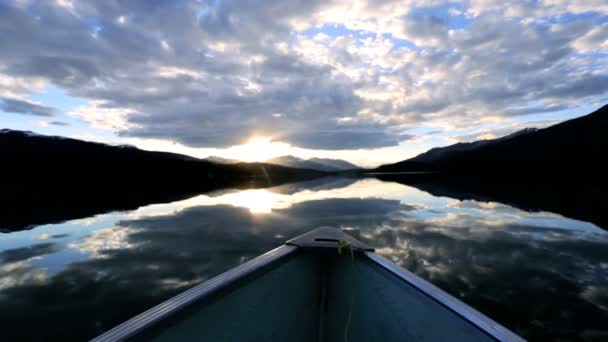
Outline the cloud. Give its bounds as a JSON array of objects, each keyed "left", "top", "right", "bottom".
[
  {"left": 0, "top": 97, "right": 57, "bottom": 116},
  {"left": 50, "top": 121, "right": 70, "bottom": 126},
  {"left": 357, "top": 221, "right": 608, "bottom": 340},
  {"left": 0, "top": 260, "right": 47, "bottom": 291},
  {"left": 68, "top": 100, "right": 135, "bottom": 131},
  {"left": 0, "top": 0, "right": 606, "bottom": 149},
  {"left": 1, "top": 190, "right": 607, "bottom": 340},
  {"left": 287, "top": 128, "right": 403, "bottom": 149},
  {"left": 0, "top": 175, "right": 607, "bottom": 340},
  {"left": 0, "top": 242, "right": 59, "bottom": 263},
  {"left": 573, "top": 22, "right": 608, "bottom": 54},
  {"left": 401, "top": 13, "right": 449, "bottom": 47},
  {"left": 69, "top": 226, "right": 139, "bottom": 258},
  {"left": 34, "top": 120, "right": 70, "bottom": 127}
]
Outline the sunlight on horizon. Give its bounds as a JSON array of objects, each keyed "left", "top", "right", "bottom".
[{"left": 227, "top": 137, "right": 292, "bottom": 162}]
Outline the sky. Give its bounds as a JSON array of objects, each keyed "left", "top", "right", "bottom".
[{"left": 0, "top": 0, "right": 607, "bottom": 167}]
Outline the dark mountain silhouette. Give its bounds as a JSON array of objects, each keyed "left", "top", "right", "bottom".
[
  {"left": 268, "top": 155, "right": 361, "bottom": 171},
  {"left": 0, "top": 130, "right": 325, "bottom": 231},
  {"left": 411, "top": 128, "right": 539, "bottom": 164},
  {"left": 375, "top": 105, "right": 608, "bottom": 178},
  {"left": 371, "top": 105, "right": 608, "bottom": 230}
]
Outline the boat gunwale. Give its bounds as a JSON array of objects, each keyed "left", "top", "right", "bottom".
[
  {"left": 91, "top": 227, "right": 526, "bottom": 342},
  {"left": 365, "top": 251, "right": 525, "bottom": 342},
  {"left": 90, "top": 244, "right": 297, "bottom": 342}
]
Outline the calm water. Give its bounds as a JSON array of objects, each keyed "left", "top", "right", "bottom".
[{"left": 1, "top": 177, "right": 607, "bottom": 341}]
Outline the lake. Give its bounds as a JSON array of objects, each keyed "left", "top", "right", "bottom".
[{"left": 1, "top": 177, "right": 607, "bottom": 341}]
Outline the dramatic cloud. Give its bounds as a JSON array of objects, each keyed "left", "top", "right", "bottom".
[
  {"left": 0, "top": 97, "right": 57, "bottom": 117},
  {"left": 0, "top": 0, "right": 606, "bottom": 149}
]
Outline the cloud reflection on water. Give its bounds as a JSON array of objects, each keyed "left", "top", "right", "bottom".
[{"left": 0, "top": 178, "right": 607, "bottom": 341}]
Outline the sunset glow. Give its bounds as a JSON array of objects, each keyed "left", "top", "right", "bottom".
[
  {"left": 0, "top": 0, "right": 605, "bottom": 166},
  {"left": 228, "top": 137, "right": 291, "bottom": 162},
  {"left": 1, "top": 2, "right": 607, "bottom": 341}
]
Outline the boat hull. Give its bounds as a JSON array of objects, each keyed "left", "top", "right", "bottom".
[{"left": 92, "top": 228, "right": 524, "bottom": 342}]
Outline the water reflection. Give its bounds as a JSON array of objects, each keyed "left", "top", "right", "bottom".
[{"left": 0, "top": 178, "right": 607, "bottom": 341}]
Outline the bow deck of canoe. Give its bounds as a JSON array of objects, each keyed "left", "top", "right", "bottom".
[{"left": 92, "top": 227, "right": 525, "bottom": 341}]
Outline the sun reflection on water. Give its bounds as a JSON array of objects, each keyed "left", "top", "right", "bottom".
[{"left": 219, "top": 189, "right": 278, "bottom": 214}]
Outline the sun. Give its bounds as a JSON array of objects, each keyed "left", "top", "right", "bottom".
[{"left": 229, "top": 136, "right": 290, "bottom": 162}]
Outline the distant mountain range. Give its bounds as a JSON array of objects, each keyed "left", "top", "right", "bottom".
[
  {"left": 267, "top": 155, "right": 361, "bottom": 171},
  {"left": 0, "top": 130, "right": 325, "bottom": 231},
  {"left": 375, "top": 105, "right": 607, "bottom": 178},
  {"left": 203, "top": 156, "right": 241, "bottom": 164},
  {"left": 205, "top": 154, "right": 361, "bottom": 171},
  {"left": 0, "top": 130, "right": 332, "bottom": 187}
]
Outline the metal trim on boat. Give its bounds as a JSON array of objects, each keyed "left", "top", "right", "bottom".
[
  {"left": 365, "top": 252, "right": 525, "bottom": 342},
  {"left": 286, "top": 226, "right": 374, "bottom": 252},
  {"left": 91, "top": 228, "right": 526, "bottom": 342},
  {"left": 91, "top": 245, "right": 297, "bottom": 342}
]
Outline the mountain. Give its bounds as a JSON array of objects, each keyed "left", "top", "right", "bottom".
[
  {"left": 0, "top": 130, "right": 325, "bottom": 231},
  {"left": 205, "top": 155, "right": 361, "bottom": 171},
  {"left": 375, "top": 105, "right": 608, "bottom": 178},
  {"left": 204, "top": 156, "right": 241, "bottom": 164},
  {"left": 411, "top": 128, "right": 539, "bottom": 164},
  {"left": 0, "top": 130, "right": 326, "bottom": 180},
  {"left": 267, "top": 155, "right": 361, "bottom": 171}
]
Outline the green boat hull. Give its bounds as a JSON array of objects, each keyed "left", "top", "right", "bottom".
[{"left": 92, "top": 228, "right": 524, "bottom": 342}]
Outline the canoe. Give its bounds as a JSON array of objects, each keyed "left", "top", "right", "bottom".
[{"left": 92, "top": 227, "right": 525, "bottom": 341}]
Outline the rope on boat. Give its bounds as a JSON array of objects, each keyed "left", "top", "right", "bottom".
[{"left": 338, "top": 240, "right": 355, "bottom": 342}]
